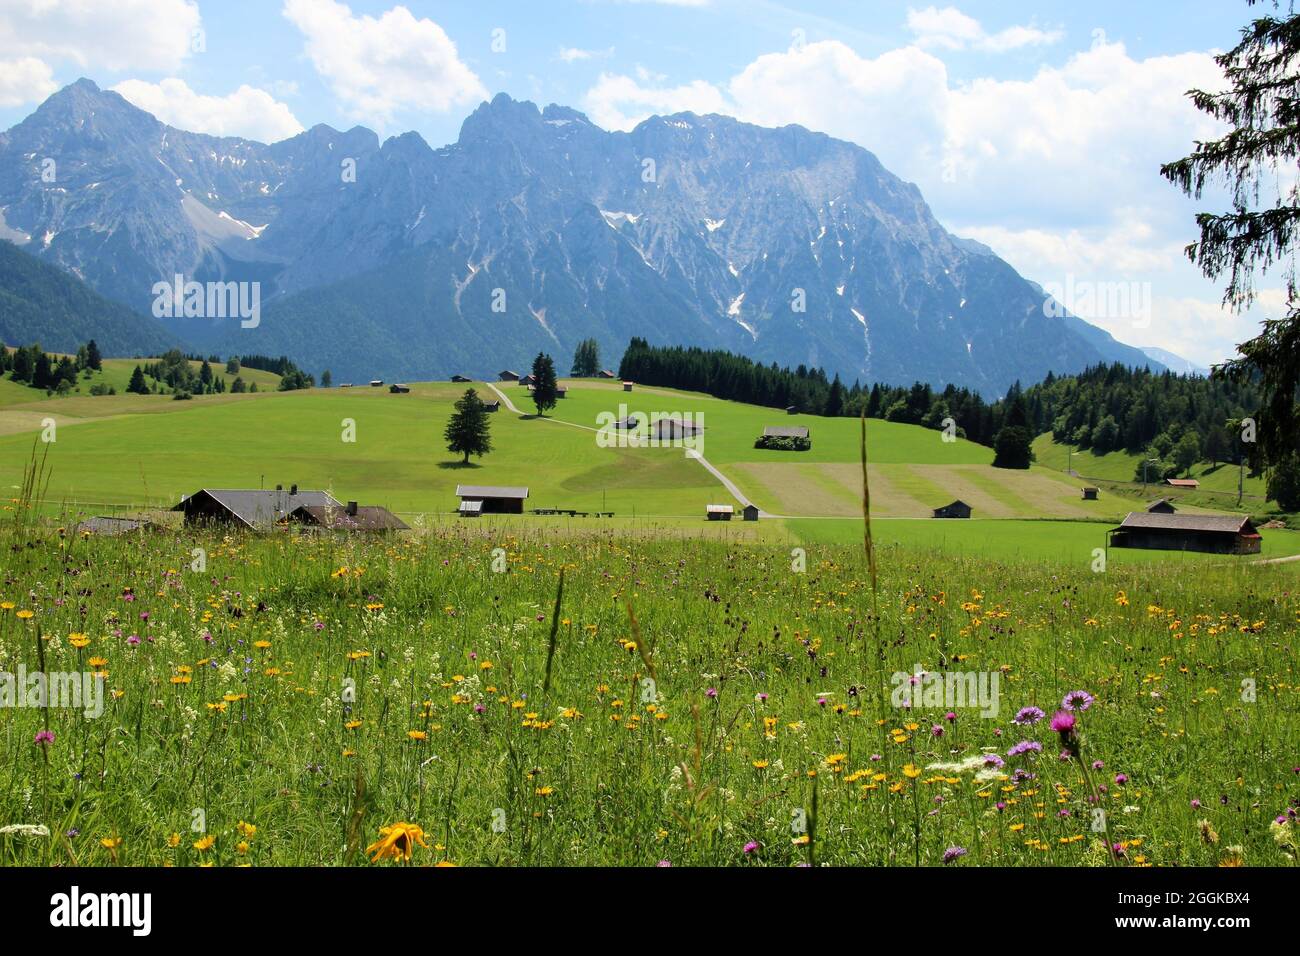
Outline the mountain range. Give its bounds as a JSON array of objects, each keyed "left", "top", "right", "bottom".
[{"left": 0, "top": 78, "right": 1167, "bottom": 392}]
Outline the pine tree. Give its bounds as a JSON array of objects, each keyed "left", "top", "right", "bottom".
[
  {"left": 444, "top": 388, "right": 493, "bottom": 463},
  {"left": 321, "top": 369, "right": 332, "bottom": 388},
  {"left": 824, "top": 374, "right": 844, "bottom": 416},
  {"left": 86, "top": 339, "right": 102, "bottom": 371},
  {"left": 531, "top": 352, "right": 559, "bottom": 415},
  {"left": 127, "top": 365, "right": 149, "bottom": 395},
  {"left": 992, "top": 390, "right": 1034, "bottom": 469},
  {"left": 1163, "top": 5, "right": 1300, "bottom": 464},
  {"left": 571, "top": 338, "right": 600, "bottom": 377}
]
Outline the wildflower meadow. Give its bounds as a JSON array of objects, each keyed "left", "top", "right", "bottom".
[{"left": 1, "top": 521, "right": 1296, "bottom": 868}]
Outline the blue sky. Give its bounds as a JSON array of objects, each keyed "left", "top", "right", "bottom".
[{"left": 0, "top": 1, "right": 1281, "bottom": 366}]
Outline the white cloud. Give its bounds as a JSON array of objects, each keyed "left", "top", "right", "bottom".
[
  {"left": 0, "top": 57, "right": 58, "bottom": 108},
  {"left": 906, "top": 5, "right": 1062, "bottom": 53},
  {"left": 0, "top": 0, "right": 201, "bottom": 73},
  {"left": 584, "top": 72, "right": 730, "bottom": 130},
  {"left": 113, "top": 79, "right": 305, "bottom": 143},
  {"left": 282, "top": 0, "right": 486, "bottom": 126},
  {"left": 559, "top": 46, "right": 613, "bottom": 63}
]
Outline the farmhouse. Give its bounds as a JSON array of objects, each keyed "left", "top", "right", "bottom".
[
  {"left": 174, "top": 487, "right": 341, "bottom": 530},
  {"left": 1147, "top": 498, "right": 1177, "bottom": 514},
  {"left": 450, "top": 374, "right": 471, "bottom": 383},
  {"left": 389, "top": 383, "right": 410, "bottom": 394},
  {"left": 1166, "top": 478, "right": 1200, "bottom": 489},
  {"left": 1108, "top": 512, "right": 1261, "bottom": 555},
  {"left": 598, "top": 370, "right": 616, "bottom": 378},
  {"left": 499, "top": 370, "right": 519, "bottom": 381},
  {"left": 933, "top": 500, "right": 972, "bottom": 519},
  {"left": 369, "top": 380, "right": 383, "bottom": 387},
  {"left": 706, "top": 504, "right": 734, "bottom": 521},
  {"left": 290, "top": 501, "right": 409, "bottom": 533},
  {"left": 652, "top": 417, "right": 703, "bottom": 440},
  {"left": 519, "top": 374, "right": 536, "bottom": 386},
  {"left": 456, "top": 484, "right": 529, "bottom": 515},
  {"left": 742, "top": 504, "right": 760, "bottom": 521},
  {"left": 1081, "top": 487, "right": 1099, "bottom": 500},
  {"left": 482, "top": 400, "right": 500, "bottom": 413}
]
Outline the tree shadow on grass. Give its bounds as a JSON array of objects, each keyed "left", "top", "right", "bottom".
[{"left": 437, "top": 460, "right": 483, "bottom": 470}]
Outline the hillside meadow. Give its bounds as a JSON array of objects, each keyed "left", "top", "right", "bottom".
[
  {"left": 0, "top": 521, "right": 1296, "bottom": 867},
  {"left": 0, "top": 375, "right": 1295, "bottom": 564}
]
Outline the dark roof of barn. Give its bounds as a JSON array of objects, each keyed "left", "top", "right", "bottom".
[
  {"left": 938, "top": 500, "right": 971, "bottom": 509},
  {"left": 290, "top": 504, "right": 409, "bottom": 531},
  {"left": 1114, "top": 512, "right": 1256, "bottom": 534},
  {"left": 175, "top": 489, "right": 341, "bottom": 528},
  {"left": 455, "top": 485, "right": 529, "bottom": 499}
]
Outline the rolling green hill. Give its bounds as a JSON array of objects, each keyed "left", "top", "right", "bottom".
[
  {"left": 0, "top": 239, "right": 178, "bottom": 355},
  {"left": 0, "top": 375, "right": 1294, "bottom": 564}
]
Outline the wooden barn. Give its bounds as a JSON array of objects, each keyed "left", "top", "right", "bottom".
[
  {"left": 706, "top": 504, "right": 734, "bottom": 521},
  {"left": 1081, "top": 487, "right": 1099, "bottom": 500},
  {"left": 389, "top": 383, "right": 410, "bottom": 393},
  {"left": 369, "top": 380, "right": 384, "bottom": 387},
  {"left": 482, "top": 400, "right": 500, "bottom": 413},
  {"left": 1108, "top": 512, "right": 1261, "bottom": 555},
  {"left": 499, "top": 370, "right": 519, "bottom": 381},
  {"left": 652, "top": 417, "right": 704, "bottom": 440},
  {"left": 519, "top": 374, "right": 536, "bottom": 387},
  {"left": 758, "top": 425, "right": 811, "bottom": 450},
  {"left": 456, "top": 484, "right": 529, "bottom": 515},
  {"left": 598, "top": 370, "right": 616, "bottom": 378},
  {"left": 742, "top": 504, "right": 760, "bottom": 521},
  {"left": 623, "top": 381, "right": 634, "bottom": 392},
  {"left": 291, "top": 501, "right": 409, "bottom": 533},
  {"left": 174, "top": 487, "right": 341, "bottom": 530},
  {"left": 1147, "top": 498, "right": 1177, "bottom": 514},
  {"left": 933, "top": 500, "right": 972, "bottom": 519},
  {"left": 1166, "top": 478, "right": 1200, "bottom": 489},
  {"left": 785, "top": 405, "right": 798, "bottom": 415},
  {"left": 450, "top": 374, "right": 472, "bottom": 383}
]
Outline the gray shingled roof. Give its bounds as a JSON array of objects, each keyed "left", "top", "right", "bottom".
[
  {"left": 455, "top": 485, "right": 529, "bottom": 499},
  {"left": 180, "top": 489, "right": 340, "bottom": 528},
  {"left": 1115, "top": 512, "right": 1255, "bottom": 533},
  {"left": 763, "top": 426, "right": 809, "bottom": 438}
]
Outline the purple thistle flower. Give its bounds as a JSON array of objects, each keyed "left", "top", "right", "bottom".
[
  {"left": 1114, "top": 773, "right": 1128, "bottom": 785},
  {"left": 1007, "top": 740, "right": 1042, "bottom": 758},
  {"left": 983, "top": 754, "right": 1005, "bottom": 768},
  {"left": 1013, "top": 706, "right": 1045, "bottom": 726},
  {"left": 931, "top": 724, "right": 944, "bottom": 737},
  {"left": 1092, "top": 760, "right": 1104, "bottom": 770},
  {"left": 743, "top": 841, "right": 760, "bottom": 854},
  {"left": 705, "top": 687, "right": 718, "bottom": 699},
  {"left": 1049, "top": 710, "right": 1076, "bottom": 734},
  {"left": 34, "top": 730, "right": 54, "bottom": 745},
  {"left": 942, "top": 846, "right": 968, "bottom": 864},
  {"left": 1062, "top": 690, "right": 1094, "bottom": 712}
]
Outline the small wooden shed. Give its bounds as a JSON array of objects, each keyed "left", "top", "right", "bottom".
[
  {"left": 706, "top": 504, "right": 734, "bottom": 521},
  {"left": 933, "top": 500, "right": 972, "bottom": 519},
  {"left": 1081, "top": 487, "right": 1099, "bottom": 500}
]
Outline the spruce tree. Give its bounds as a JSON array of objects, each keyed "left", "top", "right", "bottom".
[
  {"left": 444, "top": 388, "right": 493, "bottom": 463},
  {"left": 531, "top": 352, "right": 559, "bottom": 416}
]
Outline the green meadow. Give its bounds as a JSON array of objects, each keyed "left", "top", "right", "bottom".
[
  {"left": 0, "top": 373, "right": 1295, "bottom": 564},
  {"left": 0, "top": 525, "right": 1296, "bottom": 867}
]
